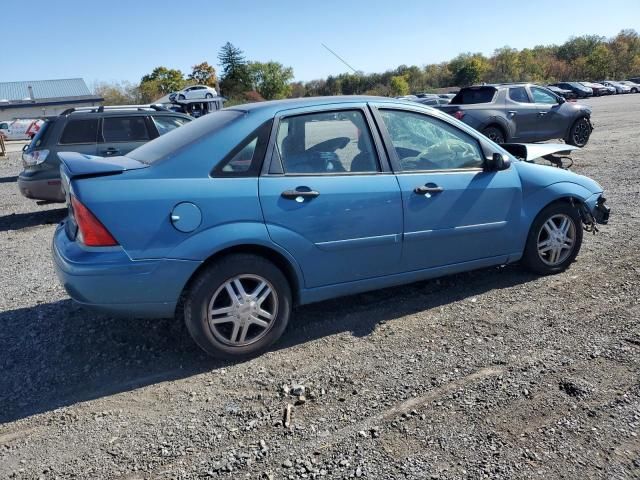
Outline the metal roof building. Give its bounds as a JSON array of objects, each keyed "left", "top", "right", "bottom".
[{"left": 0, "top": 78, "right": 103, "bottom": 119}]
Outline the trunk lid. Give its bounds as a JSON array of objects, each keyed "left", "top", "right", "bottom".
[{"left": 58, "top": 152, "right": 148, "bottom": 243}]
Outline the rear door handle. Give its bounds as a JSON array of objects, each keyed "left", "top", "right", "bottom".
[
  {"left": 102, "top": 147, "right": 120, "bottom": 156},
  {"left": 281, "top": 188, "right": 320, "bottom": 202},
  {"left": 508, "top": 110, "right": 517, "bottom": 116},
  {"left": 537, "top": 111, "right": 548, "bottom": 116},
  {"left": 414, "top": 184, "right": 444, "bottom": 195}
]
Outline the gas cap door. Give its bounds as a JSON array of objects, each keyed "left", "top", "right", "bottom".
[{"left": 170, "top": 202, "right": 202, "bottom": 233}]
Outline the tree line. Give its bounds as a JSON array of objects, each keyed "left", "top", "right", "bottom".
[{"left": 95, "top": 29, "right": 640, "bottom": 105}]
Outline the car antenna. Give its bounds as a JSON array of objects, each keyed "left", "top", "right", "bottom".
[{"left": 321, "top": 43, "right": 359, "bottom": 75}]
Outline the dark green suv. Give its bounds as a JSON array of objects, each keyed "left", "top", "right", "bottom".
[{"left": 18, "top": 105, "right": 191, "bottom": 202}]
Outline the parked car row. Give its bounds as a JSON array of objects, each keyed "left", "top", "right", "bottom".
[{"left": 550, "top": 79, "right": 640, "bottom": 98}]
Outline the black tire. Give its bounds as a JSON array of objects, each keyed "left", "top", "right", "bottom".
[
  {"left": 522, "top": 202, "right": 583, "bottom": 275},
  {"left": 178, "top": 94, "right": 185, "bottom": 101},
  {"left": 632, "top": 88, "right": 638, "bottom": 94},
  {"left": 184, "top": 254, "right": 292, "bottom": 359},
  {"left": 482, "top": 126, "right": 505, "bottom": 144},
  {"left": 566, "top": 117, "right": 591, "bottom": 147},
  {"left": 205, "top": 93, "right": 213, "bottom": 99}
]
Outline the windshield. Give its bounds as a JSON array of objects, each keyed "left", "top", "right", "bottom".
[{"left": 128, "top": 110, "right": 243, "bottom": 165}]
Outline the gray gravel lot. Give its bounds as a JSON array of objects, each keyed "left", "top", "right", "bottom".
[{"left": 0, "top": 95, "right": 639, "bottom": 479}]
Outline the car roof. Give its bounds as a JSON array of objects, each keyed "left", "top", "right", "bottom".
[{"left": 225, "top": 95, "right": 416, "bottom": 117}]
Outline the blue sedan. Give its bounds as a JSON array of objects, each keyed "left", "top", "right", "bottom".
[{"left": 53, "top": 96, "right": 610, "bottom": 358}]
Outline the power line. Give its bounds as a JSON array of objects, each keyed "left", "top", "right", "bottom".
[{"left": 321, "top": 43, "right": 359, "bottom": 74}]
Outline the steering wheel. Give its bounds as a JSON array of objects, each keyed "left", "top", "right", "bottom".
[{"left": 307, "top": 137, "right": 350, "bottom": 154}]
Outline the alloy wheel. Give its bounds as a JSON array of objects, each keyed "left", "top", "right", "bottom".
[
  {"left": 536, "top": 214, "right": 577, "bottom": 266},
  {"left": 573, "top": 120, "right": 590, "bottom": 146},
  {"left": 207, "top": 274, "right": 278, "bottom": 346}
]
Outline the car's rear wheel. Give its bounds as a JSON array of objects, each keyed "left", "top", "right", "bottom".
[
  {"left": 482, "top": 126, "right": 505, "bottom": 144},
  {"left": 184, "top": 254, "right": 291, "bottom": 359},
  {"left": 522, "top": 202, "right": 583, "bottom": 275},
  {"left": 566, "top": 117, "right": 591, "bottom": 147}
]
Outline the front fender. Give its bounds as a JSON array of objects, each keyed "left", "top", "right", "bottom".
[{"left": 517, "top": 181, "right": 597, "bottom": 249}]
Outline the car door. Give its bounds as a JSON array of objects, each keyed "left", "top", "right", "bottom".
[
  {"left": 506, "top": 86, "right": 539, "bottom": 141},
  {"left": 371, "top": 104, "right": 522, "bottom": 272},
  {"left": 528, "top": 86, "right": 568, "bottom": 141},
  {"left": 99, "top": 115, "right": 152, "bottom": 157},
  {"left": 258, "top": 105, "right": 403, "bottom": 288}
]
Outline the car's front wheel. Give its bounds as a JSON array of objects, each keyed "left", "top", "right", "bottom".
[
  {"left": 522, "top": 202, "right": 583, "bottom": 275},
  {"left": 184, "top": 254, "right": 292, "bottom": 359},
  {"left": 178, "top": 94, "right": 185, "bottom": 101},
  {"left": 205, "top": 93, "right": 213, "bottom": 99},
  {"left": 482, "top": 126, "right": 505, "bottom": 144},
  {"left": 566, "top": 117, "right": 591, "bottom": 147}
]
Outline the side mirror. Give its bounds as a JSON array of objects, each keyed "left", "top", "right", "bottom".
[
  {"left": 22, "top": 144, "right": 29, "bottom": 152},
  {"left": 486, "top": 152, "right": 510, "bottom": 171},
  {"left": 557, "top": 96, "right": 566, "bottom": 104}
]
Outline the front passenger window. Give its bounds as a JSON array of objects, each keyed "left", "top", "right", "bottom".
[
  {"left": 531, "top": 87, "right": 558, "bottom": 104},
  {"left": 276, "top": 110, "right": 379, "bottom": 174},
  {"left": 379, "top": 109, "right": 484, "bottom": 171}
]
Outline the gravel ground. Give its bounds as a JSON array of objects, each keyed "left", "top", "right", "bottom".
[{"left": 0, "top": 95, "right": 639, "bottom": 480}]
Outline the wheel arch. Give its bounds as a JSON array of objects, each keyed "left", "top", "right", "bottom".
[
  {"left": 482, "top": 121, "right": 510, "bottom": 142},
  {"left": 178, "top": 243, "right": 303, "bottom": 312}
]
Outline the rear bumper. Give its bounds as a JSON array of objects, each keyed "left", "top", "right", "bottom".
[
  {"left": 18, "top": 172, "right": 65, "bottom": 202},
  {"left": 52, "top": 223, "right": 201, "bottom": 318}
]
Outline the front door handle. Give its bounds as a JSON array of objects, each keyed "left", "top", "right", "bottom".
[
  {"left": 537, "top": 111, "right": 548, "bottom": 116},
  {"left": 508, "top": 110, "right": 517, "bottom": 116},
  {"left": 414, "top": 184, "right": 444, "bottom": 195},
  {"left": 102, "top": 148, "right": 120, "bottom": 156},
  {"left": 281, "top": 188, "right": 320, "bottom": 202}
]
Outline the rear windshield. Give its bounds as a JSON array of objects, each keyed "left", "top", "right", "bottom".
[
  {"left": 450, "top": 87, "right": 497, "bottom": 105},
  {"left": 27, "top": 120, "right": 52, "bottom": 150},
  {"left": 128, "top": 110, "right": 243, "bottom": 165}
]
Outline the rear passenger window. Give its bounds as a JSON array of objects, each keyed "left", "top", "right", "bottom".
[
  {"left": 213, "top": 120, "right": 272, "bottom": 176},
  {"left": 509, "top": 87, "right": 530, "bottom": 103},
  {"left": 276, "top": 110, "right": 379, "bottom": 174},
  {"left": 450, "top": 87, "right": 496, "bottom": 105},
  {"left": 102, "top": 117, "right": 150, "bottom": 142},
  {"left": 59, "top": 119, "right": 98, "bottom": 144}
]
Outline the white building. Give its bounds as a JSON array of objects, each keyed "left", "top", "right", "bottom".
[{"left": 0, "top": 78, "right": 103, "bottom": 120}]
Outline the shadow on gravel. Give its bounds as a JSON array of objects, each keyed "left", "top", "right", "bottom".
[
  {"left": 0, "top": 175, "right": 18, "bottom": 183},
  {"left": 0, "top": 265, "right": 536, "bottom": 424},
  {"left": 0, "top": 208, "right": 66, "bottom": 232}
]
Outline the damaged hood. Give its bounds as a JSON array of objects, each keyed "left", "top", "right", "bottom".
[{"left": 500, "top": 143, "right": 580, "bottom": 162}]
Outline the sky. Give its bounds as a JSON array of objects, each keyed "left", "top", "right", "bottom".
[{"left": 2, "top": 0, "right": 640, "bottom": 88}]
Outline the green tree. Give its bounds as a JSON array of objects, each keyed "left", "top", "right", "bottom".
[
  {"left": 389, "top": 75, "right": 410, "bottom": 96},
  {"left": 140, "top": 66, "right": 185, "bottom": 96},
  {"left": 218, "top": 42, "right": 252, "bottom": 97},
  {"left": 491, "top": 46, "right": 520, "bottom": 82},
  {"left": 249, "top": 61, "right": 294, "bottom": 100},
  {"left": 449, "top": 53, "right": 489, "bottom": 86},
  {"left": 586, "top": 44, "right": 614, "bottom": 79},
  {"left": 188, "top": 62, "right": 218, "bottom": 88},
  {"left": 93, "top": 81, "right": 139, "bottom": 105}
]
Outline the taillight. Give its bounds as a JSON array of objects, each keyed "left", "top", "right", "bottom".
[
  {"left": 453, "top": 111, "right": 465, "bottom": 120},
  {"left": 70, "top": 196, "right": 118, "bottom": 247}
]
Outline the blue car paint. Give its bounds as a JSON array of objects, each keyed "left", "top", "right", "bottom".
[{"left": 53, "top": 96, "right": 606, "bottom": 319}]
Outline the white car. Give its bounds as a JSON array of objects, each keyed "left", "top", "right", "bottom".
[
  {"left": 170, "top": 85, "right": 218, "bottom": 101},
  {"left": 618, "top": 81, "right": 640, "bottom": 93}
]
